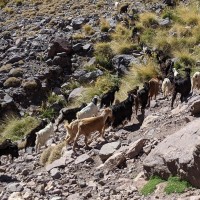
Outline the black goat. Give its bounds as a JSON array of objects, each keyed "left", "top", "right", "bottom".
[
  {"left": 0, "top": 139, "right": 19, "bottom": 162},
  {"left": 171, "top": 68, "right": 191, "bottom": 108},
  {"left": 111, "top": 93, "right": 135, "bottom": 128},
  {"left": 55, "top": 103, "right": 87, "bottom": 129},
  {"left": 135, "top": 82, "right": 150, "bottom": 115},
  {"left": 120, "top": 4, "right": 129, "bottom": 14},
  {"left": 24, "top": 118, "right": 48, "bottom": 152},
  {"left": 100, "top": 86, "right": 119, "bottom": 108}
]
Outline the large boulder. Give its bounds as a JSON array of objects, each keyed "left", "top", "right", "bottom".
[
  {"left": 47, "top": 38, "right": 72, "bottom": 59},
  {"left": 143, "top": 118, "right": 200, "bottom": 188},
  {"left": 112, "top": 55, "right": 140, "bottom": 75},
  {"left": 99, "top": 141, "right": 121, "bottom": 162}
]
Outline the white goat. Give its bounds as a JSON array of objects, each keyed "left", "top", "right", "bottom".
[
  {"left": 192, "top": 71, "right": 200, "bottom": 91},
  {"left": 114, "top": 1, "right": 119, "bottom": 10},
  {"left": 35, "top": 122, "right": 54, "bottom": 153},
  {"left": 76, "top": 97, "right": 98, "bottom": 119},
  {"left": 172, "top": 68, "right": 179, "bottom": 77},
  {"left": 162, "top": 78, "right": 173, "bottom": 98}
]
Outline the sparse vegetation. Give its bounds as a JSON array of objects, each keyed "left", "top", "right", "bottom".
[
  {"left": 141, "top": 176, "right": 165, "bottom": 196},
  {"left": 40, "top": 107, "right": 56, "bottom": 121},
  {"left": 0, "top": 116, "right": 39, "bottom": 141},
  {"left": 164, "top": 176, "right": 191, "bottom": 194},
  {"left": 0, "top": 0, "right": 8, "bottom": 8}
]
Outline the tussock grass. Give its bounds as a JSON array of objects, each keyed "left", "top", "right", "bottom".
[
  {"left": 134, "top": 60, "right": 160, "bottom": 83},
  {"left": 72, "top": 33, "right": 85, "bottom": 40},
  {"left": 0, "top": 116, "right": 39, "bottom": 141},
  {"left": 77, "top": 73, "right": 120, "bottom": 104},
  {"left": 100, "top": 18, "right": 110, "bottom": 32},
  {"left": 40, "top": 142, "right": 65, "bottom": 165},
  {"left": 141, "top": 176, "right": 165, "bottom": 196},
  {"left": 0, "top": 0, "right": 8, "bottom": 8},
  {"left": 47, "top": 93, "right": 66, "bottom": 106},
  {"left": 111, "top": 40, "right": 136, "bottom": 55},
  {"left": 39, "top": 146, "right": 54, "bottom": 166},
  {"left": 174, "top": 50, "right": 196, "bottom": 66},
  {"left": 164, "top": 176, "right": 191, "bottom": 194},
  {"left": 139, "top": 12, "right": 158, "bottom": 28},
  {"left": 47, "top": 142, "right": 65, "bottom": 164},
  {"left": 83, "top": 24, "right": 94, "bottom": 35},
  {"left": 111, "top": 24, "right": 131, "bottom": 41},
  {"left": 95, "top": 42, "right": 113, "bottom": 69}
]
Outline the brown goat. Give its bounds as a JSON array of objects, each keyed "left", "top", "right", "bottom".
[
  {"left": 72, "top": 108, "right": 113, "bottom": 152},
  {"left": 64, "top": 120, "right": 80, "bottom": 145},
  {"left": 148, "top": 77, "right": 160, "bottom": 106}
]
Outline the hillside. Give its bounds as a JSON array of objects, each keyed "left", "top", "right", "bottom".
[{"left": 0, "top": 0, "right": 200, "bottom": 199}]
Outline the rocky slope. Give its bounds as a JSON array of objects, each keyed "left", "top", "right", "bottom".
[{"left": 1, "top": 0, "right": 200, "bottom": 199}]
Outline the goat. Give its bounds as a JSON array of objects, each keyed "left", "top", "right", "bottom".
[
  {"left": 111, "top": 93, "right": 135, "bottom": 128},
  {"left": 72, "top": 108, "right": 113, "bottom": 151},
  {"left": 162, "top": 78, "right": 173, "bottom": 98},
  {"left": 24, "top": 118, "right": 48, "bottom": 152},
  {"left": 76, "top": 97, "right": 98, "bottom": 119},
  {"left": 192, "top": 71, "right": 200, "bottom": 91},
  {"left": 120, "top": 4, "right": 129, "bottom": 14},
  {"left": 0, "top": 139, "right": 19, "bottom": 163},
  {"left": 171, "top": 67, "right": 191, "bottom": 108},
  {"left": 35, "top": 122, "right": 55, "bottom": 153},
  {"left": 148, "top": 77, "right": 160, "bottom": 106},
  {"left": 100, "top": 86, "right": 119, "bottom": 108},
  {"left": 127, "top": 86, "right": 139, "bottom": 96},
  {"left": 114, "top": 1, "right": 119, "bottom": 10},
  {"left": 64, "top": 119, "right": 80, "bottom": 145},
  {"left": 55, "top": 103, "right": 87, "bottom": 129},
  {"left": 135, "top": 82, "right": 150, "bottom": 115}
]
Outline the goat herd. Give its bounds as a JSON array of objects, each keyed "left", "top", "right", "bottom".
[{"left": 1, "top": 57, "right": 200, "bottom": 163}]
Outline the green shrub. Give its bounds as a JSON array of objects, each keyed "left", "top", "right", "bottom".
[
  {"left": 0, "top": 116, "right": 39, "bottom": 141},
  {"left": 141, "top": 176, "right": 165, "bottom": 196},
  {"left": 48, "top": 93, "right": 66, "bottom": 106},
  {"left": 164, "top": 176, "right": 191, "bottom": 194},
  {"left": 40, "top": 107, "right": 56, "bottom": 121}
]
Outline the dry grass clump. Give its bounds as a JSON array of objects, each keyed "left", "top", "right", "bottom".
[
  {"left": 72, "top": 33, "right": 85, "bottom": 40},
  {"left": 39, "top": 146, "right": 54, "bottom": 166},
  {"left": 3, "top": 6, "right": 14, "bottom": 14},
  {"left": 139, "top": 12, "right": 158, "bottom": 28},
  {"left": 111, "top": 40, "right": 136, "bottom": 55},
  {"left": 40, "top": 142, "right": 65, "bottom": 166},
  {"left": 83, "top": 24, "right": 94, "bottom": 35},
  {"left": 0, "top": 64, "right": 12, "bottom": 73},
  {"left": 111, "top": 24, "right": 131, "bottom": 41},
  {"left": 134, "top": 60, "right": 160, "bottom": 83},
  {"left": 0, "top": 0, "right": 8, "bottom": 8},
  {"left": 3, "top": 77, "right": 21, "bottom": 88},
  {"left": 100, "top": 18, "right": 110, "bottom": 32},
  {"left": 95, "top": 42, "right": 113, "bottom": 69}
]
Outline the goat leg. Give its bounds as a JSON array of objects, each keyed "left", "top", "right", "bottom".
[{"left": 171, "top": 91, "right": 177, "bottom": 108}]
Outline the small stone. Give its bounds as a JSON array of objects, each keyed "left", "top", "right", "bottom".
[
  {"left": 74, "top": 154, "right": 93, "bottom": 164},
  {"left": 50, "top": 168, "right": 61, "bottom": 179}
]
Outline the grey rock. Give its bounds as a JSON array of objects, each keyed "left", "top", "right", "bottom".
[
  {"left": 50, "top": 197, "right": 62, "bottom": 200},
  {"left": 143, "top": 118, "right": 200, "bottom": 188},
  {"left": 50, "top": 168, "right": 61, "bottom": 179},
  {"left": 72, "top": 17, "right": 87, "bottom": 30},
  {"left": 79, "top": 69, "right": 103, "bottom": 82},
  {"left": 21, "top": 169, "right": 29, "bottom": 176},
  {"left": 99, "top": 141, "right": 121, "bottom": 162},
  {"left": 75, "top": 153, "right": 93, "bottom": 164},
  {"left": 7, "top": 183, "right": 23, "bottom": 192},
  {"left": 158, "top": 18, "right": 171, "bottom": 26},
  {"left": 7, "top": 55, "right": 23, "bottom": 64},
  {"left": 72, "top": 43, "right": 82, "bottom": 52},
  {"left": 68, "top": 87, "right": 85, "bottom": 102},
  {"left": 67, "top": 193, "right": 80, "bottom": 200}
]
